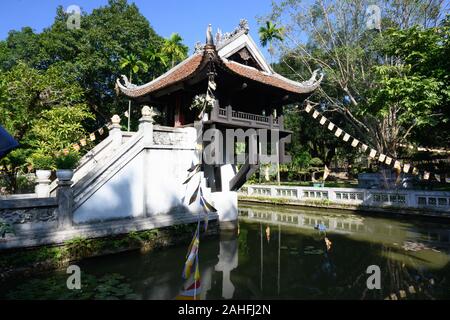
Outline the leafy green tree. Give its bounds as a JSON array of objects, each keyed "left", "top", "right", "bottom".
[
  {"left": 144, "top": 45, "right": 168, "bottom": 79},
  {"left": 265, "top": 0, "right": 448, "bottom": 160},
  {"left": 0, "top": 63, "right": 93, "bottom": 192},
  {"left": 258, "top": 21, "right": 284, "bottom": 66},
  {"left": 162, "top": 33, "right": 188, "bottom": 67},
  {"left": 120, "top": 53, "right": 148, "bottom": 131}
]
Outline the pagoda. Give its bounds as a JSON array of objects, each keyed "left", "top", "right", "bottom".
[{"left": 117, "top": 20, "right": 322, "bottom": 193}]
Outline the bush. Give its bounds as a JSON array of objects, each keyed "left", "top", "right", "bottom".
[
  {"left": 309, "top": 157, "right": 324, "bottom": 167},
  {"left": 55, "top": 150, "right": 80, "bottom": 169},
  {"left": 29, "top": 153, "right": 54, "bottom": 170}
]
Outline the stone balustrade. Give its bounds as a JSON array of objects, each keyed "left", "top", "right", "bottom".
[{"left": 239, "top": 184, "right": 450, "bottom": 213}]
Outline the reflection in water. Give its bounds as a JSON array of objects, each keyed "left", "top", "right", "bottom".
[
  {"left": 2, "top": 203, "right": 450, "bottom": 300},
  {"left": 215, "top": 233, "right": 238, "bottom": 299}
]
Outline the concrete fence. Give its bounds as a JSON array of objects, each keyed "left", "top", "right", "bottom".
[{"left": 239, "top": 184, "right": 450, "bottom": 213}]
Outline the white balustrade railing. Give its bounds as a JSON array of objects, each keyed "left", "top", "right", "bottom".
[{"left": 239, "top": 184, "right": 450, "bottom": 212}]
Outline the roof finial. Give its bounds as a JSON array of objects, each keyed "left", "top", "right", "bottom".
[{"left": 206, "top": 24, "right": 214, "bottom": 46}]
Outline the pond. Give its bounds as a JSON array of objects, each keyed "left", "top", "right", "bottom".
[{"left": 2, "top": 203, "right": 450, "bottom": 300}]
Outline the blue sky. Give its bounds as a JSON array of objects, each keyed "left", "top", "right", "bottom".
[{"left": 0, "top": 0, "right": 274, "bottom": 55}]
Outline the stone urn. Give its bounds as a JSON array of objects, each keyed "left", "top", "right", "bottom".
[
  {"left": 36, "top": 169, "right": 51, "bottom": 181},
  {"left": 56, "top": 169, "right": 74, "bottom": 182}
]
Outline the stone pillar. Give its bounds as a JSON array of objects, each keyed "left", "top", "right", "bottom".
[
  {"left": 214, "top": 164, "right": 239, "bottom": 230},
  {"left": 139, "top": 106, "right": 157, "bottom": 145},
  {"left": 35, "top": 170, "right": 51, "bottom": 198},
  {"left": 56, "top": 179, "right": 73, "bottom": 229},
  {"left": 109, "top": 114, "right": 122, "bottom": 149}
]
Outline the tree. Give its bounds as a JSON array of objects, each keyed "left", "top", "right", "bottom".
[
  {"left": 144, "top": 45, "right": 168, "bottom": 78},
  {"left": 0, "top": 63, "right": 93, "bottom": 193},
  {"left": 258, "top": 21, "right": 284, "bottom": 66},
  {"left": 162, "top": 33, "right": 188, "bottom": 67},
  {"left": 120, "top": 53, "right": 148, "bottom": 131},
  {"left": 264, "top": 0, "right": 448, "bottom": 160}
]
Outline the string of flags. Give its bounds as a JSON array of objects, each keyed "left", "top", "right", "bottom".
[
  {"left": 176, "top": 163, "right": 217, "bottom": 300},
  {"left": 70, "top": 111, "right": 127, "bottom": 152},
  {"left": 303, "top": 103, "right": 443, "bottom": 181}
]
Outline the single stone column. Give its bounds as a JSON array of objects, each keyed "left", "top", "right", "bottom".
[
  {"left": 57, "top": 179, "right": 74, "bottom": 229},
  {"left": 109, "top": 114, "right": 123, "bottom": 149},
  {"left": 139, "top": 105, "right": 157, "bottom": 145},
  {"left": 35, "top": 170, "right": 51, "bottom": 198}
]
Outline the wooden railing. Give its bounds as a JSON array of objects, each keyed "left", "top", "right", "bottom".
[{"left": 211, "top": 105, "right": 284, "bottom": 130}]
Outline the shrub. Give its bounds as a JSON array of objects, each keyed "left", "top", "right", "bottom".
[
  {"left": 29, "top": 153, "right": 54, "bottom": 170},
  {"left": 54, "top": 150, "right": 80, "bottom": 169}
]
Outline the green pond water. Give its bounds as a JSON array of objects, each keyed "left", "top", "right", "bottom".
[{"left": 2, "top": 203, "right": 450, "bottom": 300}]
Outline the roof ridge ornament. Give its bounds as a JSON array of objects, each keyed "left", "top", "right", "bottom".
[
  {"left": 119, "top": 75, "right": 137, "bottom": 89},
  {"left": 217, "top": 19, "right": 250, "bottom": 47},
  {"left": 206, "top": 24, "right": 214, "bottom": 48},
  {"left": 300, "top": 69, "right": 324, "bottom": 87}
]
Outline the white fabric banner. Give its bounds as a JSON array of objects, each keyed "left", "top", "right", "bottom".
[
  {"left": 319, "top": 116, "right": 327, "bottom": 125},
  {"left": 305, "top": 104, "right": 313, "bottom": 113},
  {"left": 378, "top": 154, "right": 386, "bottom": 162},
  {"left": 385, "top": 157, "right": 392, "bottom": 165},
  {"left": 351, "top": 138, "right": 359, "bottom": 147},
  {"left": 328, "top": 122, "right": 335, "bottom": 131},
  {"left": 312, "top": 110, "right": 319, "bottom": 118},
  {"left": 424, "top": 171, "right": 430, "bottom": 180},
  {"left": 369, "top": 149, "right": 377, "bottom": 158},
  {"left": 403, "top": 163, "right": 411, "bottom": 173},
  {"left": 343, "top": 133, "right": 350, "bottom": 142},
  {"left": 394, "top": 160, "right": 401, "bottom": 169},
  {"left": 335, "top": 128, "right": 343, "bottom": 137},
  {"left": 435, "top": 174, "right": 441, "bottom": 182},
  {"left": 361, "top": 144, "right": 368, "bottom": 152}
]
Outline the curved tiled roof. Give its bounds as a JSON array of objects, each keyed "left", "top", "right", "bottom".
[
  {"left": 116, "top": 53, "right": 205, "bottom": 98},
  {"left": 223, "top": 60, "right": 322, "bottom": 94},
  {"left": 117, "top": 48, "right": 322, "bottom": 98}
]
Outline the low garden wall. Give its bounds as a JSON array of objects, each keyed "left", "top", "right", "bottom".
[{"left": 239, "top": 184, "right": 450, "bottom": 216}]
